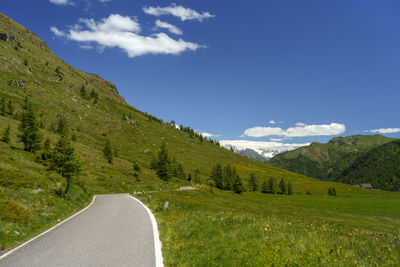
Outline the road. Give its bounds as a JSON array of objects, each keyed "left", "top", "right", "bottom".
[{"left": 0, "top": 194, "right": 158, "bottom": 267}]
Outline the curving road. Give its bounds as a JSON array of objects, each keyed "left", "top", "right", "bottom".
[{"left": 0, "top": 194, "right": 158, "bottom": 267}]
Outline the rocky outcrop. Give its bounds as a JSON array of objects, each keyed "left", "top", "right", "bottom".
[{"left": 0, "top": 32, "right": 14, "bottom": 42}]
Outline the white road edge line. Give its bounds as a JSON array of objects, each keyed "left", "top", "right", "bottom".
[
  {"left": 128, "top": 194, "right": 164, "bottom": 267},
  {"left": 0, "top": 195, "right": 97, "bottom": 260}
]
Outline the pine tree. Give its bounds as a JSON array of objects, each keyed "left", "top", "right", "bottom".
[
  {"left": 248, "top": 173, "right": 258, "bottom": 192},
  {"left": 287, "top": 181, "right": 293, "bottom": 195},
  {"left": 1, "top": 125, "right": 11, "bottom": 143},
  {"left": 187, "top": 173, "right": 192, "bottom": 182},
  {"left": 261, "top": 180, "right": 268, "bottom": 193},
  {"left": 103, "top": 139, "right": 113, "bottom": 163},
  {"left": 279, "top": 179, "right": 286, "bottom": 195},
  {"left": 332, "top": 187, "right": 337, "bottom": 196},
  {"left": 23, "top": 96, "right": 29, "bottom": 110},
  {"left": 56, "top": 114, "right": 68, "bottom": 135},
  {"left": 233, "top": 175, "right": 245, "bottom": 194},
  {"left": 133, "top": 162, "right": 141, "bottom": 181},
  {"left": 156, "top": 142, "right": 170, "bottom": 181},
  {"left": 18, "top": 103, "right": 42, "bottom": 152},
  {"left": 7, "top": 99, "right": 14, "bottom": 116},
  {"left": 210, "top": 163, "right": 223, "bottom": 189},
  {"left": 268, "top": 177, "right": 277, "bottom": 194},
  {"left": 0, "top": 97, "right": 5, "bottom": 116},
  {"left": 48, "top": 135, "right": 81, "bottom": 199},
  {"left": 80, "top": 85, "right": 86, "bottom": 98}
]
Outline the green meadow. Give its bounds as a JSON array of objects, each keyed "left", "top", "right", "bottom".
[{"left": 138, "top": 187, "right": 400, "bottom": 266}]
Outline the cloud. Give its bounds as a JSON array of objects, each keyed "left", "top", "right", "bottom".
[
  {"left": 368, "top": 128, "right": 400, "bottom": 134},
  {"left": 244, "top": 123, "right": 346, "bottom": 137},
  {"left": 155, "top": 20, "right": 182, "bottom": 35},
  {"left": 49, "top": 0, "right": 74, "bottom": 5},
  {"left": 200, "top": 132, "right": 221, "bottom": 138},
  {"left": 51, "top": 14, "right": 203, "bottom": 58},
  {"left": 50, "top": 26, "right": 66, "bottom": 37},
  {"left": 269, "top": 120, "right": 276, "bottom": 124},
  {"left": 295, "top": 122, "right": 306, "bottom": 127},
  {"left": 220, "top": 140, "right": 310, "bottom": 159},
  {"left": 270, "top": 138, "right": 283, "bottom": 142},
  {"left": 143, "top": 3, "right": 215, "bottom": 22}
]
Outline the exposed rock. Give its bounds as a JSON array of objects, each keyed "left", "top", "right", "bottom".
[
  {"left": 0, "top": 32, "right": 15, "bottom": 42},
  {"left": 9, "top": 80, "right": 25, "bottom": 87}
]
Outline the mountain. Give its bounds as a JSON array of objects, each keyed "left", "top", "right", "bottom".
[
  {"left": 0, "top": 12, "right": 323, "bottom": 249},
  {"left": 236, "top": 148, "right": 268, "bottom": 162},
  {"left": 219, "top": 140, "right": 310, "bottom": 160},
  {"left": 338, "top": 140, "right": 400, "bottom": 191},
  {"left": 269, "top": 135, "right": 396, "bottom": 180}
]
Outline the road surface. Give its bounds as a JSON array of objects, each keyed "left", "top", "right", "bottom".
[{"left": 0, "top": 194, "right": 157, "bottom": 267}]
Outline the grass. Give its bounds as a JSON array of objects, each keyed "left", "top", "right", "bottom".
[{"left": 138, "top": 187, "right": 400, "bottom": 266}]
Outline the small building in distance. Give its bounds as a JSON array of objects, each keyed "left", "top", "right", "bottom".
[{"left": 360, "top": 183, "right": 373, "bottom": 189}]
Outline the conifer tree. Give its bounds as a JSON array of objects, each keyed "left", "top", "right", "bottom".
[
  {"left": 1, "top": 125, "right": 11, "bottom": 143},
  {"left": 248, "top": 173, "right": 258, "bottom": 192},
  {"left": 156, "top": 142, "right": 170, "bottom": 181},
  {"left": 80, "top": 85, "right": 86, "bottom": 98},
  {"left": 233, "top": 175, "right": 245, "bottom": 194},
  {"left": 23, "top": 96, "right": 29, "bottom": 110},
  {"left": 0, "top": 97, "right": 5, "bottom": 116},
  {"left": 328, "top": 187, "right": 333, "bottom": 196},
  {"left": 56, "top": 114, "right": 68, "bottom": 135},
  {"left": 332, "top": 187, "right": 337, "bottom": 196},
  {"left": 48, "top": 135, "right": 81, "bottom": 199},
  {"left": 18, "top": 103, "right": 42, "bottom": 152},
  {"left": 268, "top": 177, "right": 277, "bottom": 194},
  {"left": 261, "top": 180, "right": 268, "bottom": 193},
  {"left": 279, "top": 179, "right": 286, "bottom": 195},
  {"left": 7, "top": 99, "right": 14, "bottom": 116},
  {"left": 287, "top": 181, "right": 293, "bottom": 195},
  {"left": 103, "top": 139, "right": 113, "bottom": 163},
  {"left": 210, "top": 163, "right": 223, "bottom": 189},
  {"left": 133, "top": 162, "right": 141, "bottom": 181}
]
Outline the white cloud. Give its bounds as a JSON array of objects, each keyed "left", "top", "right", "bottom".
[
  {"left": 51, "top": 14, "right": 203, "bottom": 58},
  {"left": 50, "top": 26, "right": 66, "bottom": 37},
  {"left": 143, "top": 3, "right": 215, "bottom": 22},
  {"left": 244, "top": 123, "right": 346, "bottom": 137},
  {"left": 202, "top": 132, "right": 221, "bottom": 138},
  {"left": 49, "top": 0, "right": 74, "bottom": 5},
  {"left": 295, "top": 122, "right": 306, "bottom": 127},
  {"left": 368, "top": 128, "right": 400, "bottom": 134},
  {"left": 269, "top": 120, "right": 276, "bottom": 124},
  {"left": 155, "top": 20, "right": 183, "bottom": 35},
  {"left": 270, "top": 138, "right": 283, "bottom": 142},
  {"left": 220, "top": 140, "right": 310, "bottom": 159}
]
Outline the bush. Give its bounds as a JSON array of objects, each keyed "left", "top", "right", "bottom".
[{"left": 0, "top": 199, "right": 31, "bottom": 224}]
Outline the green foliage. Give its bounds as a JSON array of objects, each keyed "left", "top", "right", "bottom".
[
  {"left": 103, "top": 139, "right": 113, "bottom": 164},
  {"left": 193, "top": 169, "right": 201, "bottom": 184},
  {"left": 279, "top": 179, "right": 287, "bottom": 195},
  {"left": 18, "top": 103, "right": 42, "bottom": 152},
  {"left": 7, "top": 99, "right": 14, "bottom": 115},
  {"left": 80, "top": 85, "right": 86, "bottom": 98},
  {"left": 339, "top": 140, "right": 400, "bottom": 191},
  {"left": 1, "top": 125, "right": 11, "bottom": 143},
  {"left": 248, "top": 172, "right": 258, "bottom": 192},
  {"left": 133, "top": 162, "right": 141, "bottom": 181},
  {"left": 233, "top": 175, "right": 245, "bottom": 194},
  {"left": 287, "top": 181, "right": 293, "bottom": 195},
  {"left": 261, "top": 180, "right": 268, "bottom": 193},
  {"left": 328, "top": 186, "right": 337, "bottom": 196},
  {"left": 0, "top": 97, "right": 5, "bottom": 116},
  {"left": 268, "top": 177, "right": 277, "bottom": 194},
  {"left": 47, "top": 135, "right": 81, "bottom": 199},
  {"left": 23, "top": 59, "right": 28, "bottom": 66},
  {"left": 56, "top": 114, "right": 68, "bottom": 135},
  {"left": 151, "top": 142, "right": 186, "bottom": 181}
]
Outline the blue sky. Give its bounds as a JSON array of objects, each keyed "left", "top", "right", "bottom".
[{"left": 1, "top": 0, "right": 399, "bottom": 152}]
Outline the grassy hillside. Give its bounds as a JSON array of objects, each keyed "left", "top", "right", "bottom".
[
  {"left": 269, "top": 135, "right": 396, "bottom": 181},
  {"left": 338, "top": 140, "right": 400, "bottom": 191},
  {"left": 0, "top": 12, "right": 349, "bottom": 251}
]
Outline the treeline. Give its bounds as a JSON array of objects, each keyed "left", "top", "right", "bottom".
[{"left": 209, "top": 164, "right": 294, "bottom": 195}]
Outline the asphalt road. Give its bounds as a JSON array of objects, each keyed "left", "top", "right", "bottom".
[{"left": 0, "top": 194, "right": 156, "bottom": 267}]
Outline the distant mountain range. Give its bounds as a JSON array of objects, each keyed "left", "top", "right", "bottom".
[
  {"left": 219, "top": 140, "right": 310, "bottom": 161},
  {"left": 268, "top": 135, "right": 400, "bottom": 191}
]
